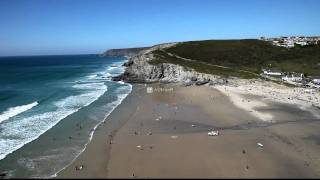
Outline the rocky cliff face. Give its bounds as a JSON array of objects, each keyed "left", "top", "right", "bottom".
[
  {"left": 112, "top": 43, "right": 224, "bottom": 84},
  {"left": 103, "top": 47, "right": 149, "bottom": 57}
]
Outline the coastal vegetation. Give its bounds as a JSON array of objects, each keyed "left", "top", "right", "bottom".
[
  {"left": 150, "top": 39, "right": 320, "bottom": 78},
  {"left": 103, "top": 47, "right": 149, "bottom": 57}
]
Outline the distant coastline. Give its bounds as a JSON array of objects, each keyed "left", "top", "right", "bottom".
[{"left": 102, "top": 47, "right": 150, "bottom": 57}]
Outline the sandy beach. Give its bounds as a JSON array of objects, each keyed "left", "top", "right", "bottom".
[{"left": 58, "top": 83, "right": 320, "bottom": 178}]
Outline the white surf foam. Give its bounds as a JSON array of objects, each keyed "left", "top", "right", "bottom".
[
  {"left": 0, "top": 83, "right": 107, "bottom": 161},
  {"left": 87, "top": 74, "right": 97, "bottom": 79},
  {"left": 0, "top": 58, "right": 130, "bottom": 176},
  {"left": 107, "top": 67, "right": 117, "bottom": 71},
  {"left": 53, "top": 83, "right": 132, "bottom": 178},
  {"left": 72, "top": 82, "right": 106, "bottom": 90},
  {"left": 0, "top": 102, "right": 39, "bottom": 123}
]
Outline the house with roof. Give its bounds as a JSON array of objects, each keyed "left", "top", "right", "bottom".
[
  {"left": 310, "top": 76, "right": 320, "bottom": 85},
  {"left": 262, "top": 69, "right": 283, "bottom": 76},
  {"left": 282, "top": 73, "right": 304, "bottom": 82}
]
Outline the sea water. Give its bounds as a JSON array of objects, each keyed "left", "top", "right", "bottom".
[{"left": 0, "top": 55, "right": 131, "bottom": 178}]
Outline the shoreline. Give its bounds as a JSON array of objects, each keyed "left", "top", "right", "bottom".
[
  {"left": 57, "top": 83, "right": 139, "bottom": 178},
  {"left": 58, "top": 82, "right": 320, "bottom": 178},
  {"left": 54, "top": 84, "right": 132, "bottom": 178},
  {"left": 0, "top": 56, "right": 133, "bottom": 179}
]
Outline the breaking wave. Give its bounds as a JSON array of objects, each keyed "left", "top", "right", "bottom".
[
  {"left": 0, "top": 82, "right": 107, "bottom": 160},
  {"left": 0, "top": 102, "right": 39, "bottom": 123}
]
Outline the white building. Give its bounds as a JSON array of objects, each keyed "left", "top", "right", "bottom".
[
  {"left": 312, "top": 78, "right": 320, "bottom": 85},
  {"left": 295, "top": 41, "right": 308, "bottom": 46},
  {"left": 282, "top": 73, "right": 304, "bottom": 82},
  {"left": 263, "top": 36, "right": 320, "bottom": 48},
  {"left": 262, "top": 69, "right": 282, "bottom": 76}
]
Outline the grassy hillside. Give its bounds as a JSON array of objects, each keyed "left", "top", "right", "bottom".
[
  {"left": 103, "top": 47, "right": 149, "bottom": 57},
  {"left": 150, "top": 39, "right": 320, "bottom": 78}
]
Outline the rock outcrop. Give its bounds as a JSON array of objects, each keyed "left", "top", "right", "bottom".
[{"left": 112, "top": 43, "right": 223, "bottom": 84}]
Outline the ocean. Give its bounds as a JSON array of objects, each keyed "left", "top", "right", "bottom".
[{"left": 0, "top": 55, "right": 132, "bottom": 178}]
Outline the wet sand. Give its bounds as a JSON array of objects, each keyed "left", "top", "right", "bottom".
[{"left": 58, "top": 83, "right": 320, "bottom": 178}]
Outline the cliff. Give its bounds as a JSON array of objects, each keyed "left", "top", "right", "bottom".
[
  {"left": 112, "top": 43, "right": 224, "bottom": 85},
  {"left": 112, "top": 39, "right": 320, "bottom": 84},
  {"left": 103, "top": 47, "right": 149, "bottom": 57}
]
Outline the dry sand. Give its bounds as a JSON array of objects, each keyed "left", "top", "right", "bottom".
[
  {"left": 58, "top": 83, "right": 320, "bottom": 178},
  {"left": 217, "top": 79, "right": 320, "bottom": 119}
]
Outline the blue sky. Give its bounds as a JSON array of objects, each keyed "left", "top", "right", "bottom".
[{"left": 0, "top": 0, "right": 320, "bottom": 56}]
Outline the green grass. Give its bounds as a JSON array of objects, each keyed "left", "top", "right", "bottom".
[
  {"left": 150, "top": 50, "right": 259, "bottom": 79},
  {"left": 150, "top": 39, "right": 320, "bottom": 78}
]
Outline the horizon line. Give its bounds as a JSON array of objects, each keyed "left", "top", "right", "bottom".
[{"left": 2, "top": 35, "right": 320, "bottom": 57}]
